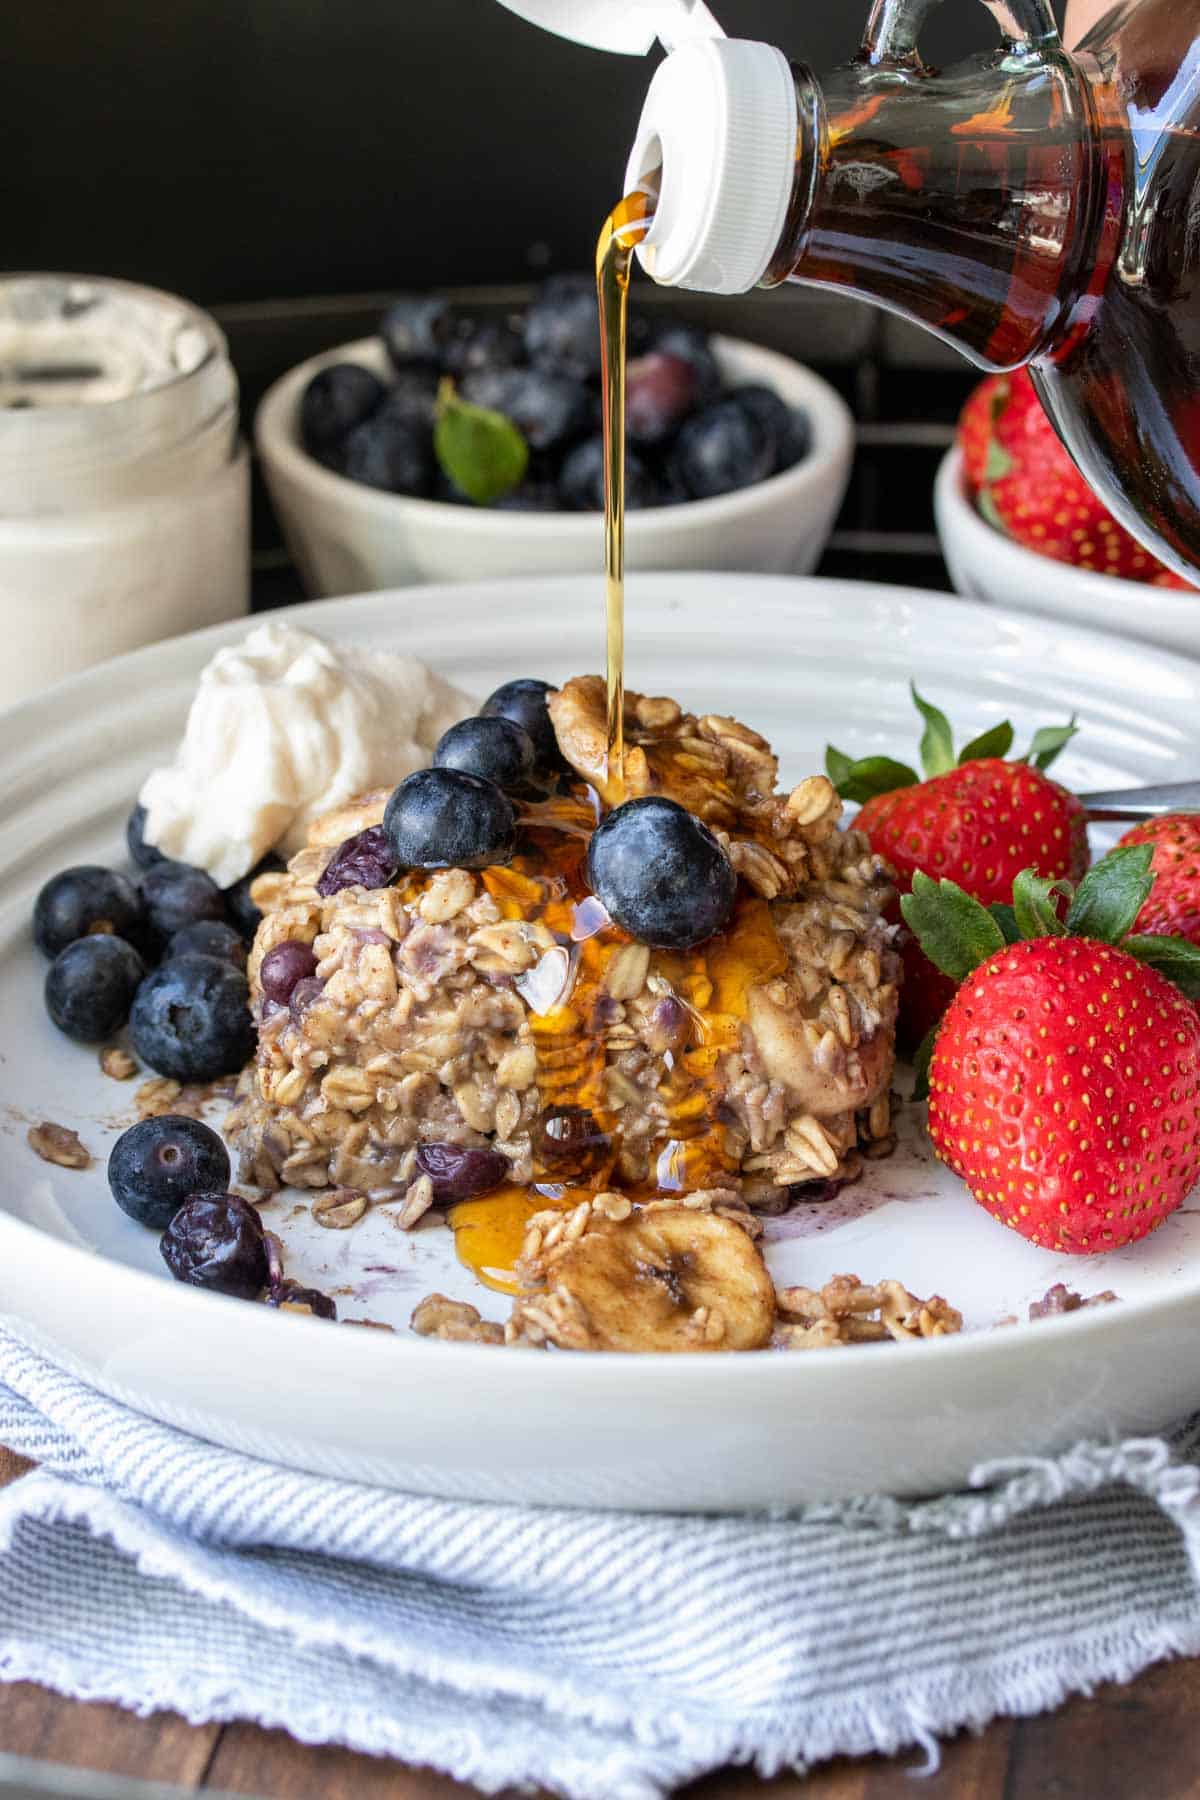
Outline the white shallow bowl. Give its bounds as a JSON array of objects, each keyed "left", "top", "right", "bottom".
[
  {"left": 4, "top": 573, "right": 1200, "bottom": 1513},
  {"left": 935, "top": 445, "right": 1200, "bottom": 657},
  {"left": 255, "top": 336, "right": 854, "bottom": 595}
]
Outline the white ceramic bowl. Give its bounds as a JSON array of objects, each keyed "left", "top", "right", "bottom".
[
  {"left": 256, "top": 335, "right": 854, "bottom": 596},
  {"left": 934, "top": 445, "right": 1200, "bottom": 657}
]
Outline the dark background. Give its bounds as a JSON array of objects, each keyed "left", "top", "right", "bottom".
[
  {"left": 5, "top": 0, "right": 1065, "bottom": 602},
  {"left": 9, "top": 0, "right": 1039, "bottom": 306}
]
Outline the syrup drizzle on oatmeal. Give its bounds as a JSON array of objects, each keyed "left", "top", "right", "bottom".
[{"left": 444, "top": 792, "right": 788, "bottom": 1292}]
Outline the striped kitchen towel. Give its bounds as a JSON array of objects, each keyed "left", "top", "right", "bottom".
[{"left": 2, "top": 1320, "right": 1200, "bottom": 1800}]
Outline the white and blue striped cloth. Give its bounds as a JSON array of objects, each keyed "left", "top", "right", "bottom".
[{"left": 3, "top": 1321, "right": 1200, "bottom": 1800}]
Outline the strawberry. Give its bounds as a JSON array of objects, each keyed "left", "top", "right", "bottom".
[
  {"left": 1118, "top": 813, "right": 1200, "bottom": 945},
  {"left": 958, "top": 371, "right": 1001, "bottom": 493},
  {"left": 904, "top": 846, "right": 1200, "bottom": 1252},
  {"left": 827, "top": 687, "right": 1087, "bottom": 1046},
  {"left": 958, "top": 367, "right": 1185, "bottom": 584}
]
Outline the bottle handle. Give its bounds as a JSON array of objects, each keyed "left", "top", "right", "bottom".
[{"left": 862, "top": 0, "right": 1060, "bottom": 69}]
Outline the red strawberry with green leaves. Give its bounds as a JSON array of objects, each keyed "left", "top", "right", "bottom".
[
  {"left": 903, "top": 844, "right": 1200, "bottom": 1253},
  {"left": 1117, "top": 813, "right": 1200, "bottom": 945},
  {"left": 958, "top": 368, "right": 1187, "bottom": 585},
  {"left": 827, "top": 686, "right": 1088, "bottom": 1047}
]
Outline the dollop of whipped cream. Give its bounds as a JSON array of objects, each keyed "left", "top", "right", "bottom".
[{"left": 140, "top": 621, "right": 471, "bottom": 888}]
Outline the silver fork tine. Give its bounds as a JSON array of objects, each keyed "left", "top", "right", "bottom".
[{"left": 1079, "top": 781, "right": 1200, "bottom": 821}]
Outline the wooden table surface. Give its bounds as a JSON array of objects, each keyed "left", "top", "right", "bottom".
[{"left": 1, "top": 1444, "right": 1194, "bottom": 1800}]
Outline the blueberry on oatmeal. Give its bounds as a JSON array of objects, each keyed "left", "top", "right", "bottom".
[
  {"left": 107, "top": 1114, "right": 231, "bottom": 1229},
  {"left": 415, "top": 1142, "right": 510, "bottom": 1202},
  {"left": 160, "top": 1192, "right": 269, "bottom": 1299},
  {"left": 140, "top": 861, "right": 226, "bottom": 942},
  {"left": 383, "top": 768, "right": 516, "bottom": 870},
  {"left": 586, "top": 796, "right": 736, "bottom": 949},
  {"left": 167, "top": 920, "right": 247, "bottom": 970},
  {"left": 479, "top": 677, "right": 561, "bottom": 771},
  {"left": 44, "top": 936, "right": 145, "bottom": 1042},
  {"left": 315, "top": 825, "right": 399, "bottom": 898},
  {"left": 34, "top": 866, "right": 143, "bottom": 958},
  {"left": 259, "top": 940, "right": 318, "bottom": 1005},
  {"left": 433, "top": 716, "right": 536, "bottom": 793},
  {"left": 288, "top": 976, "right": 325, "bottom": 1026},
  {"left": 129, "top": 953, "right": 255, "bottom": 1082}
]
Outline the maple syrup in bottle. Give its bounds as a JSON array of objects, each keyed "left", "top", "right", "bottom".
[{"left": 623, "top": 0, "right": 1200, "bottom": 580}]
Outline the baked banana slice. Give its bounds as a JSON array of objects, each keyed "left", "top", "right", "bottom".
[{"left": 512, "top": 1201, "right": 776, "bottom": 1352}]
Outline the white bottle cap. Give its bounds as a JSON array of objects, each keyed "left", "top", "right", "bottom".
[{"left": 623, "top": 38, "right": 798, "bottom": 294}]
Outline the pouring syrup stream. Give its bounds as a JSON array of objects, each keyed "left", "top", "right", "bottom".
[{"left": 595, "top": 184, "right": 654, "bottom": 802}]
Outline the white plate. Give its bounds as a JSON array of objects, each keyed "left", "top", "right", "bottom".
[{"left": 2, "top": 573, "right": 1199, "bottom": 1512}]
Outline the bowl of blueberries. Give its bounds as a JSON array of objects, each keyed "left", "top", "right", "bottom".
[{"left": 255, "top": 278, "right": 854, "bottom": 596}]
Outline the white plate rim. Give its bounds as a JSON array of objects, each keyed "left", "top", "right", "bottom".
[{"left": 3, "top": 571, "right": 1199, "bottom": 1387}]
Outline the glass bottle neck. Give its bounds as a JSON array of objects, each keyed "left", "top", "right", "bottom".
[{"left": 767, "top": 52, "right": 1104, "bottom": 371}]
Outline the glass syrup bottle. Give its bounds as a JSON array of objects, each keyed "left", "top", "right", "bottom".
[{"left": 590, "top": 0, "right": 1200, "bottom": 582}]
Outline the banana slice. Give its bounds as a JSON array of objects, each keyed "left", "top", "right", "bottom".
[{"left": 513, "top": 1204, "right": 776, "bottom": 1352}]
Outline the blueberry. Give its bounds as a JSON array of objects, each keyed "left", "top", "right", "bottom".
[
  {"left": 479, "top": 678, "right": 561, "bottom": 771},
  {"left": 668, "top": 397, "right": 776, "bottom": 501},
  {"left": 45, "top": 936, "right": 145, "bottom": 1042},
  {"left": 586, "top": 796, "right": 736, "bottom": 949},
  {"left": 625, "top": 351, "right": 698, "bottom": 446},
  {"left": 732, "top": 385, "right": 811, "bottom": 471},
  {"left": 380, "top": 295, "right": 452, "bottom": 369},
  {"left": 288, "top": 976, "right": 325, "bottom": 1026},
  {"left": 141, "top": 861, "right": 225, "bottom": 944},
  {"left": 441, "top": 316, "right": 525, "bottom": 380},
  {"left": 300, "top": 363, "right": 387, "bottom": 456},
  {"left": 34, "top": 866, "right": 143, "bottom": 959},
  {"left": 223, "top": 852, "right": 285, "bottom": 941},
  {"left": 343, "top": 412, "right": 435, "bottom": 497},
  {"left": 126, "top": 804, "right": 165, "bottom": 869},
  {"left": 377, "top": 365, "right": 439, "bottom": 425},
  {"left": 129, "top": 954, "right": 255, "bottom": 1082},
  {"left": 651, "top": 324, "right": 722, "bottom": 405},
  {"left": 460, "top": 367, "right": 591, "bottom": 455},
  {"left": 433, "top": 716, "right": 536, "bottom": 792},
  {"left": 161, "top": 1193, "right": 268, "bottom": 1300},
  {"left": 107, "top": 1114, "right": 231, "bottom": 1229},
  {"left": 557, "top": 436, "right": 658, "bottom": 511},
  {"left": 167, "top": 920, "right": 247, "bottom": 970},
  {"left": 415, "top": 1142, "right": 510, "bottom": 1202},
  {"left": 524, "top": 274, "right": 601, "bottom": 382},
  {"left": 315, "top": 826, "right": 400, "bottom": 897},
  {"left": 492, "top": 480, "right": 560, "bottom": 512},
  {"left": 383, "top": 768, "right": 515, "bottom": 870},
  {"left": 260, "top": 940, "right": 318, "bottom": 1005}
]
